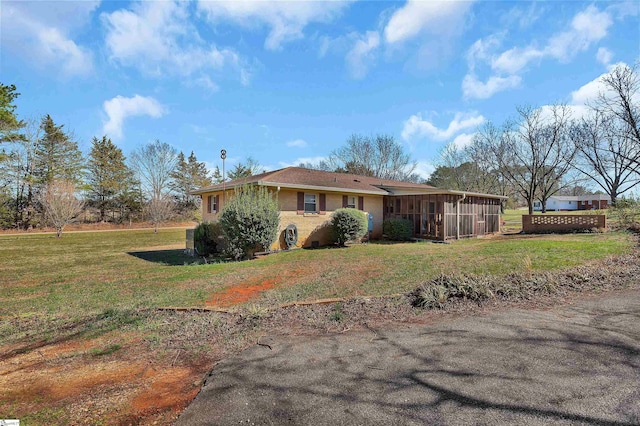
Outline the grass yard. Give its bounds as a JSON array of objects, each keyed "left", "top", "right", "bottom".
[
  {"left": 0, "top": 228, "right": 632, "bottom": 315},
  {"left": 0, "top": 227, "right": 635, "bottom": 425}
]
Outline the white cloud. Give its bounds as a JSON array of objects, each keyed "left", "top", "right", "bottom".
[
  {"left": 103, "top": 1, "right": 246, "bottom": 81},
  {"left": 414, "top": 160, "right": 436, "bottom": 180},
  {"left": 197, "top": 0, "right": 350, "bottom": 50},
  {"left": 402, "top": 112, "right": 485, "bottom": 142},
  {"left": 278, "top": 156, "right": 328, "bottom": 168},
  {"left": 102, "top": 95, "right": 166, "bottom": 139},
  {"left": 544, "top": 5, "right": 612, "bottom": 62},
  {"left": 451, "top": 133, "right": 475, "bottom": 149},
  {"left": 345, "top": 31, "right": 380, "bottom": 79},
  {"left": 596, "top": 47, "right": 613, "bottom": 66},
  {"left": 462, "top": 73, "right": 521, "bottom": 100},
  {"left": 462, "top": 5, "right": 616, "bottom": 100},
  {"left": 287, "top": 139, "right": 309, "bottom": 148},
  {"left": 2, "top": 1, "right": 97, "bottom": 76},
  {"left": 384, "top": 0, "right": 473, "bottom": 44},
  {"left": 491, "top": 46, "right": 544, "bottom": 75}
]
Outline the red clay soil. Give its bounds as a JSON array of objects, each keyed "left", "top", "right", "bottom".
[
  {"left": 0, "top": 332, "right": 211, "bottom": 425},
  {"left": 206, "top": 278, "right": 278, "bottom": 307}
]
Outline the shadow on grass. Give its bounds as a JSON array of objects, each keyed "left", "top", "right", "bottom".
[{"left": 128, "top": 249, "right": 201, "bottom": 266}]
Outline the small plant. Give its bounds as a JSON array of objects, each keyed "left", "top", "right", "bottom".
[
  {"left": 194, "top": 221, "right": 224, "bottom": 256},
  {"left": 247, "top": 304, "right": 269, "bottom": 319},
  {"left": 331, "top": 208, "right": 367, "bottom": 247},
  {"left": 90, "top": 343, "right": 122, "bottom": 356},
  {"left": 523, "top": 254, "right": 532, "bottom": 274},
  {"left": 383, "top": 218, "right": 414, "bottom": 241},
  {"left": 330, "top": 303, "right": 345, "bottom": 322}
]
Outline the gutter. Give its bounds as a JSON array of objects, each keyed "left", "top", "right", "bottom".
[{"left": 456, "top": 193, "right": 466, "bottom": 240}]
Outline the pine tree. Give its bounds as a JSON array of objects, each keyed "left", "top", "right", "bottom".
[
  {"left": 170, "top": 151, "right": 212, "bottom": 215},
  {"left": 87, "top": 136, "right": 131, "bottom": 222},
  {"left": 211, "top": 165, "right": 223, "bottom": 183},
  {"left": 34, "top": 115, "right": 84, "bottom": 190},
  {"left": 0, "top": 83, "right": 25, "bottom": 145}
]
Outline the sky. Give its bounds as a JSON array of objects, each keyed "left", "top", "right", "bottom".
[{"left": 1, "top": 0, "right": 639, "bottom": 179}]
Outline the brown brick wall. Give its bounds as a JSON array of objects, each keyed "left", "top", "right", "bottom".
[
  {"left": 522, "top": 215, "right": 606, "bottom": 233},
  {"left": 199, "top": 188, "right": 383, "bottom": 250}
]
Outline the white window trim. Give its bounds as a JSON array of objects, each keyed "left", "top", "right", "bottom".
[
  {"left": 304, "top": 193, "right": 317, "bottom": 213},
  {"left": 347, "top": 195, "right": 356, "bottom": 209}
]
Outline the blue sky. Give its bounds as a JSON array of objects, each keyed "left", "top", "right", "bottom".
[{"left": 2, "top": 0, "right": 638, "bottom": 178}]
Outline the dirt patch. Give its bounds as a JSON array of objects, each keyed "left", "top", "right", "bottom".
[
  {"left": 206, "top": 278, "right": 278, "bottom": 307},
  {"left": 130, "top": 366, "right": 201, "bottom": 419}
]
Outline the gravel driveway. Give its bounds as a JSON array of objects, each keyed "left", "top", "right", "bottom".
[{"left": 177, "top": 289, "right": 640, "bottom": 425}]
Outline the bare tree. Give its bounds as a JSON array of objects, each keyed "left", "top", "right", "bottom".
[
  {"left": 328, "top": 134, "right": 418, "bottom": 181},
  {"left": 487, "top": 105, "right": 576, "bottom": 214},
  {"left": 571, "top": 112, "right": 640, "bottom": 206},
  {"left": 145, "top": 195, "right": 175, "bottom": 233},
  {"left": 129, "top": 140, "right": 178, "bottom": 199},
  {"left": 40, "top": 179, "right": 84, "bottom": 237},
  {"left": 130, "top": 140, "right": 178, "bottom": 231},
  {"left": 593, "top": 63, "right": 640, "bottom": 154}
]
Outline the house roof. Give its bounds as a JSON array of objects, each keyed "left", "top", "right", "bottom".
[
  {"left": 192, "top": 166, "right": 507, "bottom": 199},
  {"left": 549, "top": 194, "right": 611, "bottom": 202}
]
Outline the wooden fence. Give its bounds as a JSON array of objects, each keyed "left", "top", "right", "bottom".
[{"left": 522, "top": 215, "right": 606, "bottom": 233}]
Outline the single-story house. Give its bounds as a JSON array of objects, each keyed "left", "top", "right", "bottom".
[
  {"left": 533, "top": 195, "right": 610, "bottom": 212},
  {"left": 192, "top": 167, "right": 507, "bottom": 249}
]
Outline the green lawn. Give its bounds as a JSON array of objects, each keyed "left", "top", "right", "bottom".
[
  {"left": 0, "top": 227, "right": 634, "bottom": 425},
  {"left": 0, "top": 227, "right": 633, "bottom": 319}
]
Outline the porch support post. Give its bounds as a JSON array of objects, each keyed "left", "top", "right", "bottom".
[{"left": 456, "top": 193, "right": 466, "bottom": 240}]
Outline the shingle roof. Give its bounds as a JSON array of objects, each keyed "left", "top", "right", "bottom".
[
  {"left": 192, "top": 167, "right": 435, "bottom": 195},
  {"left": 192, "top": 166, "right": 508, "bottom": 199}
]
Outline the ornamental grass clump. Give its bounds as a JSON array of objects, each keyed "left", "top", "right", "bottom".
[{"left": 219, "top": 185, "right": 280, "bottom": 260}]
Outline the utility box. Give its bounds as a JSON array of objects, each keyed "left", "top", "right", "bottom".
[{"left": 185, "top": 228, "right": 195, "bottom": 256}]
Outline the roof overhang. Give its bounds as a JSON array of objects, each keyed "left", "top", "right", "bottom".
[
  {"left": 383, "top": 186, "right": 509, "bottom": 200},
  {"left": 257, "top": 181, "right": 387, "bottom": 195},
  {"left": 191, "top": 181, "right": 388, "bottom": 196}
]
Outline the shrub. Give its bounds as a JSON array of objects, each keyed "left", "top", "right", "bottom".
[
  {"left": 194, "top": 221, "right": 223, "bottom": 256},
  {"left": 331, "top": 208, "right": 367, "bottom": 247},
  {"left": 383, "top": 218, "right": 414, "bottom": 241},
  {"left": 611, "top": 197, "right": 640, "bottom": 230},
  {"left": 219, "top": 185, "right": 280, "bottom": 260}
]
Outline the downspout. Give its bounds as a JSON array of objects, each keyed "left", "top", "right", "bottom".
[{"left": 456, "top": 193, "right": 466, "bottom": 240}]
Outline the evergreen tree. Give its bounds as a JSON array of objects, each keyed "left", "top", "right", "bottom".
[
  {"left": 211, "top": 165, "right": 223, "bottom": 184},
  {"left": 87, "top": 136, "right": 131, "bottom": 222},
  {"left": 34, "top": 115, "right": 84, "bottom": 189},
  {"left": 170, "top": 151, "right": 212, "bottom": 215},
  {"left": 0, "top": 83, "right": 25, "bottom": 144}
]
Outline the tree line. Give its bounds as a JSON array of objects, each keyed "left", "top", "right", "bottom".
[
  {"left": 426, "top": 63, "right": 640, "bottom": 213},
  {"left": 0, "top": 88, "right": 216, "bottom": 232},
  {"left": 1, "top": 63, "right": 637, "bottom": 231}
]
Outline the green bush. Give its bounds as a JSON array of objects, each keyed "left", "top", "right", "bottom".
[
  {"left": 383, "top": 218, "right": 414, "bottom": 241},
  {"left": 194, "top": 221, "right": 223, "bottom": 256},
  {"left": 331, "top": 208, "right": 367, "bottom": 247},
  {"left": 219, "top": 185, "right": 280, "bottom": 260}
]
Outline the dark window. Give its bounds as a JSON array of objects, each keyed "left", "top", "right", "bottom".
[{"left": 304, "top": 193, "right": 317, "bottom": 212}]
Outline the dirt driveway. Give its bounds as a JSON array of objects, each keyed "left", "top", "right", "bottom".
[{"left": 177, "top": 289, "right": 640, "bottom": 425}]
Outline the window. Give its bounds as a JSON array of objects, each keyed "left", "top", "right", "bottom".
[
  {"left": 207, "top": 195, "right": 219, "bottom": 214},
  {"left": 347, "top": 196, "right": 356, "bottom": 208},
  {"left": 304, "top": 193, "right": 317, "bottom": 213}
]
